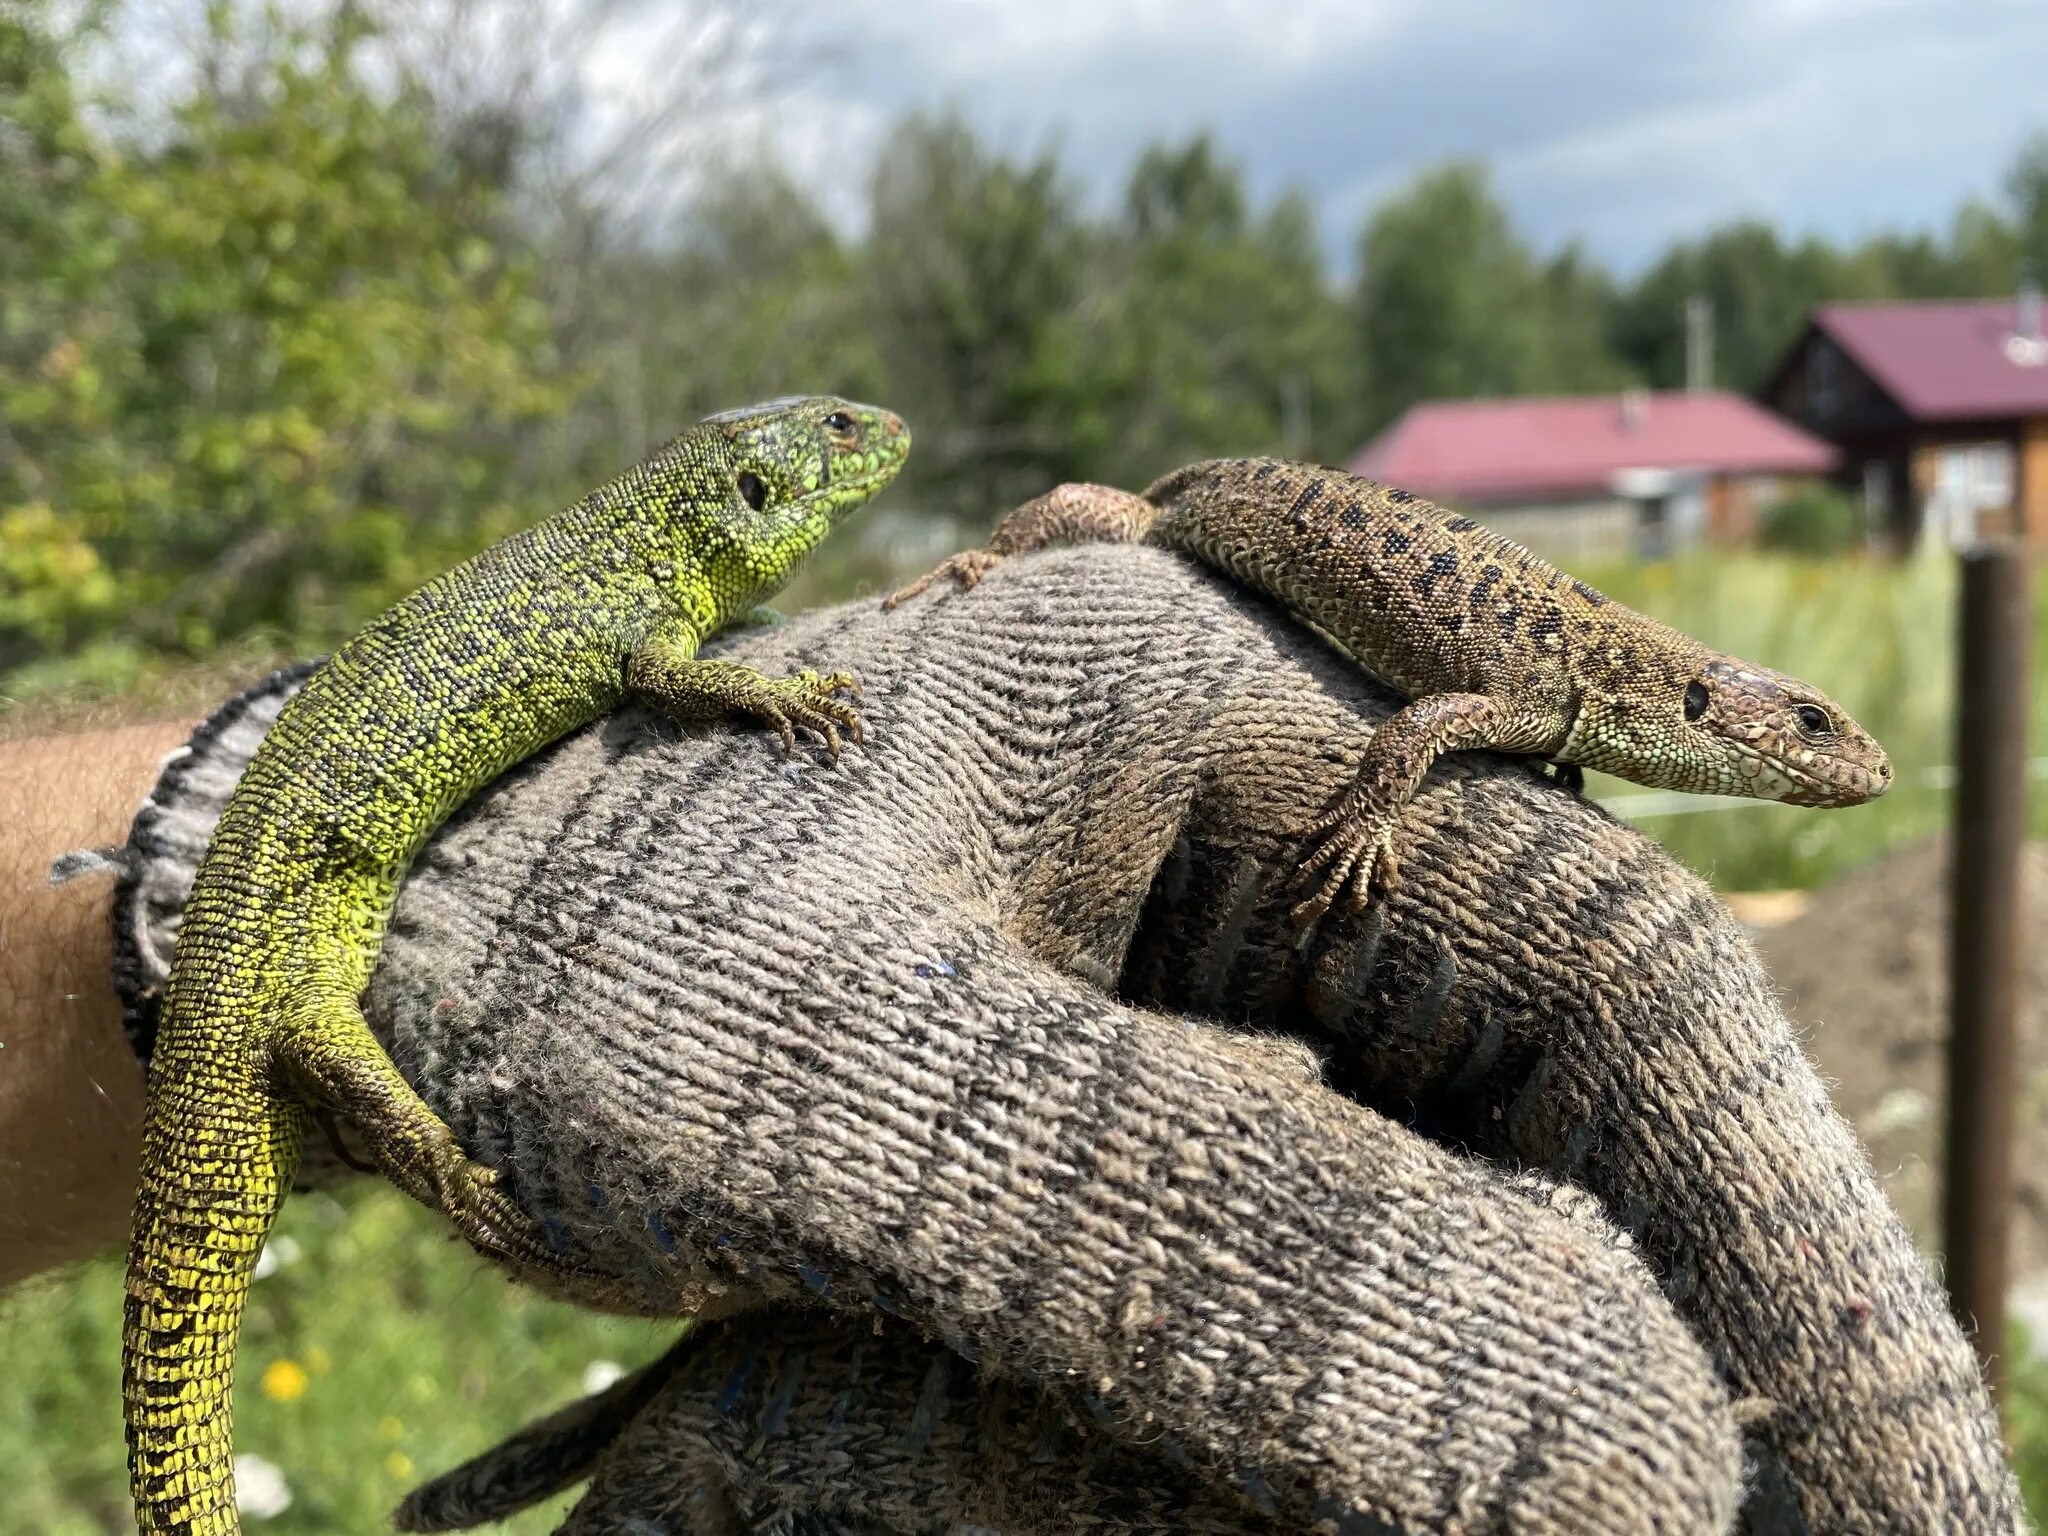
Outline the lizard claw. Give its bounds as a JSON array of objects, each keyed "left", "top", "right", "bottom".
[
  {"left": 1290, "top": 812, "right": 1400, "bottom": 928},
  {"left": 748, "top": 669, "right": 864, "bottom": 763},
  {"left": 882, "top": 549, "right": 1008, "bottom": 611},
  {"left": 437, "top": 1156, "right": 609, "bottom": 1288},
  {"left": 413, "top": 1132, "right": 581, "bottom": 1276}
]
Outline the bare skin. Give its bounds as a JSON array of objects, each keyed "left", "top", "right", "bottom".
[{"left": 0, "top": 721, "right": 188, "bottom": 1287}]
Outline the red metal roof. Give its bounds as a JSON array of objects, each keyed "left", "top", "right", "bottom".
[
  {"left": 1349, "top": 390, "right": 1837, "bottom": 503},
  {"left": 1809, "top": 299, "right": 2048, "bottom": 421}
]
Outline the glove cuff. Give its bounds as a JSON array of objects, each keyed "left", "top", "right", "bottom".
[{"left": 104, "top": 660, "right": 322, "bottom": 1065}]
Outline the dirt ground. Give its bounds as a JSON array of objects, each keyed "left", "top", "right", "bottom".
[{"left": 1749, "top": 838, "right": 2048, "bottom": 1300}]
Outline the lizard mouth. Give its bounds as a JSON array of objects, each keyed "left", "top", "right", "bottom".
[
  {"left": 803, "top": 453, "right": 906, "bottom": 510},
  {"left": 1740, "top": 743, "right": 1891, "bottom": 807}
]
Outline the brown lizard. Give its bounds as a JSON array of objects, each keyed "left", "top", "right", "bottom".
[{"left": 884, "top": 460, "right": 1891, "bottom": 925}]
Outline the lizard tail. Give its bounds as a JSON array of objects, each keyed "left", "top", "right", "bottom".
[
  {"left": 124, "top": 1058, "right": 305, "bottom": 1536},
  {"left": 393, "top": 1326, "right": 699, "bottom": 1531}
]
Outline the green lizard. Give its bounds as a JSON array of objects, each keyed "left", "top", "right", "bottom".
[
  {"left": 125, "top": 395, "right": 910, "bottom": 1536},
  {"left": 886, "top": 460, "right": 1890, "bottom": 924}
]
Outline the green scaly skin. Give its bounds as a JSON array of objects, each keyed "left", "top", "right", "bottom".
[
  {"left": 124, "top": 396, "right": 910, "bottom": 1536},
  {"left": 886, "top": 458, "right": 1892, "bottom": 924}
]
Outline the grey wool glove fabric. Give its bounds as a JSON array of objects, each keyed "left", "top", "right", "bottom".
[{"left": 112, "top": 545, "right": 2024, "bottom": 1536}]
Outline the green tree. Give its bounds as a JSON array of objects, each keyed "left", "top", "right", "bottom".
[
  {"left": 1610, "top": 224, "right": 1886, "bottom": 393},
  {"left": 862, "top": 113, "right": 1100, "bottom": 518},
  {"left": 1945, "top": 197, "right": 2023, "bottom": 297},
  {"left": 1351, "top": 162, "right": 1628, "bottom": 435},
  {"left": 1536, "top": 243, "right": 1634, "bottom": 400},
  {"left": 0, "top": 2, "right": 128, "bottom": 670},
  {"left": 0, "top": 3, "right": 570, "bottom": 692},
  {"left": 566, "top": 165, "right": 885, "bottom": 475},
  {"left": 1094, "top": 137, "right": 1356, "bottom": 479},
  {"left": 2007, "top": 132, "right": 2048, "bottom": 286}
]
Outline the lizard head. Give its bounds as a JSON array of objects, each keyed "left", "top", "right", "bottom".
[
  {"left": 685, "top": 395, "right": 910, "bottom": 618},
  {"left": 1676, "top": 656, "right": 1891, "bottom": 806},
  {"left": 1576, "top": 653, "right": 1891, "bottom": 806},
  {"left": 709, "top": 394, "right": 911, "bottom": 532}
]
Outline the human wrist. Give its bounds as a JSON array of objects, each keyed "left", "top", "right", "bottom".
[{"left": 0, "top": 719, "right": 192, "bottom": 1284}]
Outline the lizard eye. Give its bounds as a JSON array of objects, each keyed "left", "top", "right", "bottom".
[
  {"left": 736, "top": 470, "right": 768, "bottom": 512},
  {"left": 1683, "top": 681, "right": 1709, "bottom": 721},
  {"left": 822, "top": 410, "right": 855, "bottom": 434},
  {"left": 1793, "top": 704, "right": 1834, "bottom": 739}
]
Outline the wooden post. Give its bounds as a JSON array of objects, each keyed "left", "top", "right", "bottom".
[{"left": 1943, "top": 544, "right": 2033, "bottom": 1402}]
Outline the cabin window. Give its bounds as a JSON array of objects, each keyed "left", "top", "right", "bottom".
[
  {"left": 1927, "top": 440, "right": 2017, "bottom": 547},
  {"left": 1934, "top": 442, "right": 2015, "bottom": 508}
]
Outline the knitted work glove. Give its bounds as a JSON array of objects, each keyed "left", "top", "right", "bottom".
[{"left": 111, "top": 546, "right": 2022, "bottom": 1535}]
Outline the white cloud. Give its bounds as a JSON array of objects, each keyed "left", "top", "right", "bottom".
[
  {"left": 1477, "top": 0, "right": 2040, "bottom": 264},
  {"left": 123, "top": 0, "right": 2037, "bottom": 270},
  {"left": 660, "top": 0, "right": 2046, "bottom": 271}
]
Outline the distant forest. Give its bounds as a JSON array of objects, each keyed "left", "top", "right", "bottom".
[{"left": 6, "top": 0, "right": 2047, "bottom": 690}]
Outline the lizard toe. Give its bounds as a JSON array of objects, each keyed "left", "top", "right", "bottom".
[
  {"left": 1289, "top": 891, "right": 1333, "bottom": 929},
  {"left": 1293, "top": 813, "right": 1400, "bottom": 926},
  {"left": 439, "top": 1157, "right": 568, "bottom": 1272},
  {"left": 1296, "top": 830, "right": 1348, "bottom": 877},
  {"left": 765, "top": 674, "right": 867, "bottom": 762},
  {"left": 882, "top": 550, "right": 1005, "bottom": 610}
]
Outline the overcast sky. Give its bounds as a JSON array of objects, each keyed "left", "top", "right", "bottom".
[{"left": 587, "top": 0, "right": 2048, "bottom": 274}]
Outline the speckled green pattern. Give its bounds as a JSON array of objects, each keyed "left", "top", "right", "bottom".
[
  {"left": 888, "top": 458, "right": 1889, "bottom": 922},
  {"left": 124, "top": 396, "right": 909, "bottom": 1536}
]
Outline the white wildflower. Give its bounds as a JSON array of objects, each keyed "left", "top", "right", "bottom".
[
  {"left": 235, "top": 1453, "right": 292, "bottom": 1520},
  {"left": 252, "top": 1234, "right": 303, "bottom": 1281}
]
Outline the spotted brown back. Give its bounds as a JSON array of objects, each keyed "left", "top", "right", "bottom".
[{"left": 1141, "top": 459, "right": 1707, "bottom": 717}]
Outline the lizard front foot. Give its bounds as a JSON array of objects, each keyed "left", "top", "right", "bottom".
[
  {"left": 733, "top": 668, "right": 865, "bottom": 762},
  {"left": 881, "top": 548, "right": 1008, "bottom": 611},
  {"left": 628, "top": 650, "right": 865, "bottom": 763}
]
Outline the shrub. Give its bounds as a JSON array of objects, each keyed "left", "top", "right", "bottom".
[{"left": 1758, "top": 483, "right": 1863, "bottom": 556}]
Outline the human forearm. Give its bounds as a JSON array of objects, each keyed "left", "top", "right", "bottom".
[{"left": 0, "top": 720, "right": 190, "bottom": 1286}]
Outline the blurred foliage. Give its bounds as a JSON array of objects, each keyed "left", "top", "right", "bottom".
[
  {"left": 1, "top": 0, "right": 569, "bottom": 694},
  {"left": 1351, "top": 163, "right": 1635, "bottom": 430},
  {"left": 1757, "top": 483, "right": 1863, "bottom": 556},
  {"left": 1095, "top": 137, "right": 1355, "bottom": 482},
  {"left": 864, "top": 114, "right": 1100, "bottom": 515},
  {"left": 2018, "top": 1325, "right": 2048, "bottom": 1531},
  {"left": 0, "top": 1184, "right": 669, "bottom": 1535}
]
